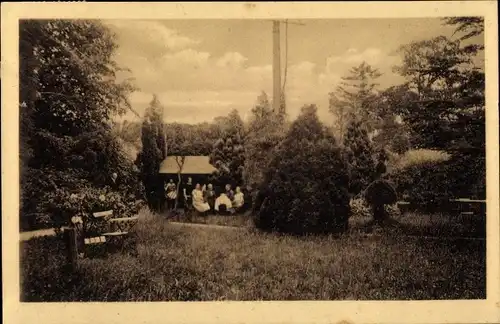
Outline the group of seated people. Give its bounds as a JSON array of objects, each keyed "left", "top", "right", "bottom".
[{"left": 164, "top": 177, "right": 245, "bottom": 215}]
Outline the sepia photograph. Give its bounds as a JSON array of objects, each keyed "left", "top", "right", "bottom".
[{"left": 2, "top": 1, "right": 499, "bottom": 324}]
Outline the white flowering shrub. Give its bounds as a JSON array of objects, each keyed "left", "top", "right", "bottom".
[
  {"left": 349, "top": 198, "right": 371, "bottom": 218},
  {"left": 350, "top": 198, "right": 401, "bottom": 220},
  {"left": 384, "top": 203, "right": 401, "bottom": 219},
  {"left": 45, "top": 185, "right": 144, "bottom": 234}
]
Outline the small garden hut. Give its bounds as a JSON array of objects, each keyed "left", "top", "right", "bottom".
[{"left": 159, "top": 156, "right": 217, "bottom": 186}]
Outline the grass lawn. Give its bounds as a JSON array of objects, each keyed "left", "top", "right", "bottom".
[
  {"left": 20, "top": 209, "right": 485, "bottom": 301},
  {"left": 165, "top": 208, "right": 486, "bottom": 239},
  {"left": 349, "top": 211, "right": 486, "bottom": 238}
]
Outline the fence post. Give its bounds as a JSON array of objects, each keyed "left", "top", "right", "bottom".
[{"left": 66, "top": 227, "right": 79, "bottom": 271}]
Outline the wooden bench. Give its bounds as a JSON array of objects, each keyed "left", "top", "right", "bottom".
[
  {"left": 396, "top": 201, "right": 410, "bottom": 215},
  {"left": 449, "top": 198, "right": 486, "bottom": 219},
  {"left": 81, "top": 210, "right": 138, "bottom": 252}
]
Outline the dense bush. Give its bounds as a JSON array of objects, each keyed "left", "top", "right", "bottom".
[
  {"left": 387, "top": 152, "right": 485, "bottom": 212},
  {"left": 20, "top": 131, "right": 143, "bottom": 231},
  {"left": 21, "top": 164, "right": 143, "bottom": 231},
  {"left": 254, "top": 105, "right": 351, "bottom": 235}
]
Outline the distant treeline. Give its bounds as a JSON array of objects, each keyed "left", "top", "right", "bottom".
[{"left": 115, "top": 120, "right": 230, "bottom": 157}]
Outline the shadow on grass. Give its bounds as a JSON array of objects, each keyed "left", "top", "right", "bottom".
[{"left": 349, "top": 212, "right": 486, "bottom": 239}]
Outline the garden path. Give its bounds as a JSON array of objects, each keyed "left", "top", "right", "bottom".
[{"left": 19, "top": 221, "right": 243, "bottom": 241}]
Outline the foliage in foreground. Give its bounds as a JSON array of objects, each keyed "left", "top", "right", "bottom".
[
  {"left": 255, "top": 105, "right": 351, "bottom": 234},
  {"left": 20, "top": 211, "right": 486, "bottom": 301},
  {"left": 19, "top": 20, "right": 141, "bottom": 230}
]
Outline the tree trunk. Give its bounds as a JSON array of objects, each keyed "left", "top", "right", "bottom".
[
  {"left": 174, "top": 172, "right": 181, "bottom": 210},
  {"left": 173, "top": 156, "right": 185, "bottom": 210}
]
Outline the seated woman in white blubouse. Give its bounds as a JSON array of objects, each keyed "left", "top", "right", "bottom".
[
  {"left": 232, "top": 186, "right": 245, "bottom": 212},
  {"left": 215, "top": 192, "right": 232, "bottom": 215},
  {"left": 192, "top": 183, "right": 211, "bottom": 214}
]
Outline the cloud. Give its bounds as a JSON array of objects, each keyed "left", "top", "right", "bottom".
[
  {"left": 325, "top": 47, "right": 401, "bottom": 76},
  {"left": 161, "top": 49, "right": 211, "bottom": 68},
  {"left": 104, "top": 20, "right": 200, "bottom": 55},
  {"left": 290, "top": 61, "right": 316, "bottom": 74},
  {"left": 216, "top": 52, "right": 248, "bottom": 69},
  {"left": 319, "top": 47, "right": 404, "bottom": 93},
  {"left": 122, "top": 89, "right": 261, "bottom": 124},
  {"left": 318, "top": 72, "right": 342, "bottom": 89},
  {"left": 326, "top": 48, "right": 383, "bottom": 68},
  {"left": 108, "top": 20, "right": 404, "bottom": 125}
]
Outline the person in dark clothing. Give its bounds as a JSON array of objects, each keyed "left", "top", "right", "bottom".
[
  {"left": 225, "top": 184, "right": 235, "bottom": 201},
  {"left": 252, "top": 185, "right": 270, "bottom": 215},
  {"left": 203, "top": 183, "right": 217, "bottom": 214},
  {"left": 110, "top": 172, "right": 120, "bottom": 190},
  {"left": 183, "top": 177, "right": 194, "bottom": 210}
]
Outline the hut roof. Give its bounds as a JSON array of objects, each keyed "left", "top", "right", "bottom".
[{"left": 159, "top": 156, "right": 217, "bottom": 175}]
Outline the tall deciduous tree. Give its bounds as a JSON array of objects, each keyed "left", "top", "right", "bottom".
[
  {"left": 393, "top": 31, "right": 484, "bottom": 150},
  {"left": 19, "top": 20, "right": 138, "bottom": 223},
  {"left": 394, "top": 36, "right": 472, "bottom": 100},
  {"left": 387, "top": 18, "right": 486, "bottom": 204},
  {"left": 371, "top": 85, "right": 417, "bottom": 153},
  {"left": 21, "top": 20, "right": 135, "bottom": 138},
  {"left": 443, "top": 17, "right": 484, "bottom": 53}
]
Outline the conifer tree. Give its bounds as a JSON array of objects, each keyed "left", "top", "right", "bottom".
[
  {"left": 137, "top": 94, "right": 166, "bottom": 210},
  {"left": 243, "top": 92, "right": 286, "bottom": 189},
  {"left": 343, "top": 117, "right": 377, "bottom": 196},
  {"left": 329, "top": 62, "right": 382, "bottom": 142},
  {"left": 209, "top": 109, "right": 246, "bottom": 187},
  {"left": 255, "top": 105, "right": 351, "bottom": 234}
]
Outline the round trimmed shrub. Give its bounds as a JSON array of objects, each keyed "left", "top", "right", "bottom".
[
  {"left": 364, "top": 179, "right": 398, "bottom": 206},
  {"left": 364, "top": 179, "right": 398, "bottom": 223}
]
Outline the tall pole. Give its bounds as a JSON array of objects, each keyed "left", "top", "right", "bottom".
[
  {"left": 272, "top": 20, "right": 281, "bottom": 113},
  {"left": 163, "top": 105, "right": 168, "bottom": 159}
]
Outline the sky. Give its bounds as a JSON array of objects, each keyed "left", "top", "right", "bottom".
[{"left": 103, "top": 18, "right": 473, "bottom": 125}]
